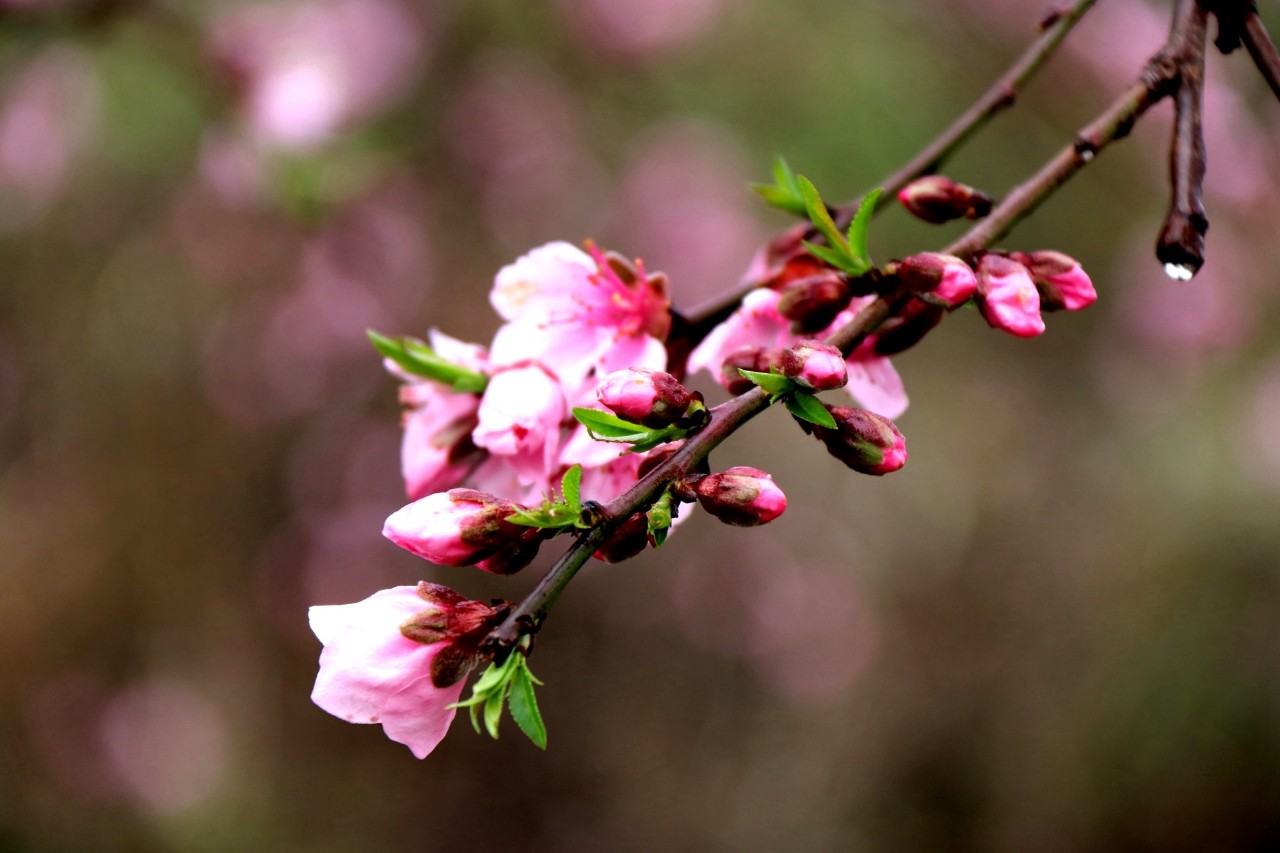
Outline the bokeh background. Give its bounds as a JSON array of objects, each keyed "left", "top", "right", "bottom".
[{"left": 2, "top": 0, "right": 1280, "bottom": 850}]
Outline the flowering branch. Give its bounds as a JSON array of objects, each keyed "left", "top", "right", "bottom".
[
  {"left": 679, "top": 0, "right": 1098, "bottom": 335},
  {"left": 1242, "top": 9, "right": 1280, "bottom": 102},
  {"left": 1156, "top": 0, "right": 1210, "bottom": 278}
]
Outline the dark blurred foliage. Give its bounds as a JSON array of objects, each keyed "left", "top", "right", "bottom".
[{"left": 1, "top": 1, "right": 1280, "bottom": 850}]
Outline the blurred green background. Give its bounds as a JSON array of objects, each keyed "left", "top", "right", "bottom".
[{"left": 2, "top": 1, "right": 1279, "bottom": 850}]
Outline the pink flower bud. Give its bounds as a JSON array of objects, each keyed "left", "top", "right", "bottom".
[
  {"left": 1021, "top": 250, "right": 1097, "bottom": 312},
  {"left": 862, "top": 299, "right": 945, "bottom": 357},
  {"left": 596, "top": 368, "right": 694, "bottom": 428},
  {"left": 383, "top": 488, "right": 528, "bottom": 567},
  {"left": 976, "top": 254, "right": 1045, "bottom": 338},
  {"left": 808, "top": 406, "right": 907, "bottom": 475},
  {"left": 776, "top": 273, "right": 853, "bottom": 334},
  {"left": 897, "top": 176, "right": 993, "bottom": 224},
  {"left": 693, "top": 466, "right": 787, "bottom": 527},
  {"left": 309, "top": 582, "right": 506, "bottom": 759},
  {"left": 780, "top": 340, "right": 848, "bottom": 391},
  {"left": 897, "top": 253, "right": 978, "bottom": 308}
]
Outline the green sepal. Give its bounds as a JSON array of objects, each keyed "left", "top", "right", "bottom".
[
  {"left": 572, "top": 408, "right": 689, "bottom": 454},
  {"left": 750, "top": 156, "right": 808, "bottom": 217},
  {"left": 845, "top": 188, "right": 882, "bottom": 269},
  {"left": 737, "top": 368, "right": 795, "bottom": 397},
  {"left": 368, "top": 330, "right": 488, "bottom": 393},
  {"left": 784, "top": 392, "right": 837, "bottom": 428},
  {"left": 646, "top": 491, "right": 675, "bottom": 548},
  {"left": 508, "top": 661, "right": 547, "bottom": 750}
]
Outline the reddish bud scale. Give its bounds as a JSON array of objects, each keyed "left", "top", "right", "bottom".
[
  {"left": 897, "top": 253, "right": 978, "bottom": 308},
  {"left": 593, "top": 512, "right": 651, "bottom": 563},
  {"left": 863, "top": 299, "right": 946, "bottom": 357},
  {"left": 597, "top": 368, "right": 694, "bottom": 428},
  {"left": 692, "top": 466, "right": 787, "bottom": 527}
]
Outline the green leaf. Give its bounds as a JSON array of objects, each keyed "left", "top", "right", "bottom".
[
  {"left": 508, "top": 663, "right": 548, "bottom": 749},
  {"left": 572, "top": 407, "right": 650, "bottom": 439},
  {"left": 738, "top": 368, "right": 795, "bottom": 396},
  {"left": 483, "top": 688, "right": 505, "bottom": 739},
  {"left": 845, "top": 187, "right": 882, "bottom": 271},
  {"left": 561, "top": 465, "right": 582, "bottom": 513},
  {"left": 749, "top": 156, "right": 808, "bottom": 217},
  {"left": 784, "top": 392, "right": 837, "bottom": 428},
  {"left": 800, "top": 241, "right": 860, "bottom": 276},
  {"left": 368, "top": 330, "right": 488, "bottom": 393},
  {"left": 797, "top": 176, "right": 850, "bottom": 255}
]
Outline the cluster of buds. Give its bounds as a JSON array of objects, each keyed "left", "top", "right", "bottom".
[{"left": 897, "top": 175, "right": 993, "bottom": 224}]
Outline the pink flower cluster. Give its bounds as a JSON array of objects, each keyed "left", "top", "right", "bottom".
[{"left": 397, "top": 240, "right": 672, "bottom": 511}]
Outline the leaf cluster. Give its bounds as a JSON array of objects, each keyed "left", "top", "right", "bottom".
[{"left": 449, "top": 645, "right": 547, "bottom": 750}]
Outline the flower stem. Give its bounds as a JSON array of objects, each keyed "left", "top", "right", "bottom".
[{"left": 1243, "top": 10, "right": 1280, "bottom": 103}]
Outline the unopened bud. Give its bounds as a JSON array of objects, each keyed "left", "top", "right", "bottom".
[
  {"left": 810, "top": 406, "right": 907, "bottom": 475},
  {"left": 692, "top": 466, "right": 787, "bottom": 527},
  {"left": 1019, "top": 250, "right": 1097, "bottom": 312},
  {"left": 597, "top": 368, "right": 694, "bottom": 428},
  {"left": 863, "top": 299, "right": 945, "bottom": 356},
  {"left": 897, "top": 175, "right": 993, "bottom": 224},
  {"left": 780, "top": 340, "right": 847, "bottom": 391},
  {"left": 475, "top": 528, "right": 544, "bottom": 575},
  {"left": 720, "top": 346, "right": 782, "bottom": 395},
  {"left": 383, "top": 489, "right": 528, "bottom": 567},
  {"left": 897, "top": 253, "right": 978, "bottom": 308},
  {"left": 976, "top": 254, "right": 1045, "bottom": 338},
  {"left": 593, "top": 512, "right": 651, "bottom": 564},
  {"left": 777, "top": 273, "right": 853, "bottom": 334}
]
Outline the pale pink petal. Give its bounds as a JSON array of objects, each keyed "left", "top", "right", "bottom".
[
  {"left": 378, "top": 674, "right": 466, "bottom": 759},
  {"left": 844, "top": 356, "right": 908, "bottom": 419},
  {"left": 490, "top": 240, "right": 594, "bottom": 322},
  {"left": 686, "top": 288, "right": 789, "bottom": 379}
]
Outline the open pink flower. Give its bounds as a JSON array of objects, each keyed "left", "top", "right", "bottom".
[
  {"left": 687, "top": 288, "right": 909, "bottom": 419},
  {"left": 309, "top": 583, "right": 502, "bottom": 759},
  {"left": 471, "top": 363, "right": 565, "bottom": 486},
  {"left": 488, "top": 241, "right": 671, "bottom": 393}
]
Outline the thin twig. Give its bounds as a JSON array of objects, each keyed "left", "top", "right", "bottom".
[
  {"left": 485, "top": 0, "right": 1197, "bottom": 657},
  {"left": 861, "top": 0, "right": 1101, "bottom": 218},
  {"left": 1243, "top": 10, "right": 1280, "bottom": 101},
  {"left": 1156, "top": 0, "right": 1210, "bottom": 277}
]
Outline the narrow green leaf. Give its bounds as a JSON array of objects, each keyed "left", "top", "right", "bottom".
[
  {"left": 483, "top": 688, "right": 505, "bottom": 739},
  {"left": 367, "top": 330, "right": 488, "bottom": 392},
  {"left": 802, "top": 241, "right": 860, "bottom": 275},
  {"left": 572, "top": 407, "right": 650, "bottom": 439},
  {"left": 784, "top": 392, "right": 838, "bottom": 428},
  {"left": 508, "top": 664, "right": 548, "bottom": 749},
  {"left": 845, "top": 187, "right": 883, "bottom": 271},
  {"left": 796, "top": 176, "right": 849, "bottom": 253},
  {"left": 561, "top": 465, "right": 582, "bottom": 513},
  {"left": 468, "top": 703, "right": 482, "bottom": 734},
  {"left": 738, "top": 368, "right": 795, "bottom": 396}
]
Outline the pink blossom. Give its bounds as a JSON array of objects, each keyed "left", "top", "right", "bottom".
[
  {"left": 383, "top": 489, "right": 527, "bottom": 567},
  {"left": 976, "top": 254, "right": 1045, "bottom": 338},
  {"left": 472, "top": 364, "right": 565, "bottom": 485},
  {"left": 596, "top": 368, "right": 693, "bottom": 427},
  {"left": 309, "top": 583, "right": 501, "bottom": 759},
  {"left": 693, "top": 466, "right": 787, "bottom": 527},
  {"left": 688, "top": 288, "right": 909, "bottom": 418},
  {"left": 488, "top": 241, "right": 671, "bottom": 392}
]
